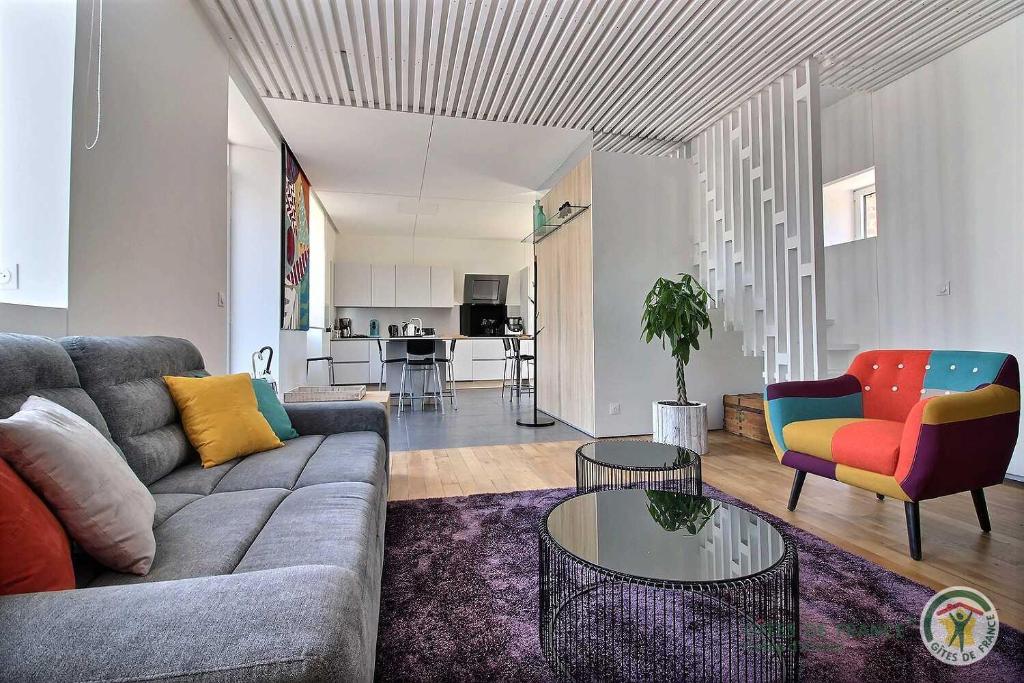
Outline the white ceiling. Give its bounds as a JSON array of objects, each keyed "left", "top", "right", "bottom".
[
  {"left": 203, "top": 0, "right": 1024, "bottom": 156},
  {"left": 264, "top": 98, "right": 590, "bottom": 239}
]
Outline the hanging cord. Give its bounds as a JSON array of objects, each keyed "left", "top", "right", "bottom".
[{"left": 84, "top": 0, "right": 103, "bottom": 149}]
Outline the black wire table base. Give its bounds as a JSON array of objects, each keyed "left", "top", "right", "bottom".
[
  {"left": 539, "top": 524, "right": 799, "bottom": 681},
  {"left": 575, "top": 444, "right": 702, "bottom": 496}
]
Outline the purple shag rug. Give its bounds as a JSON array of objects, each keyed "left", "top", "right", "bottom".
[{"left": 376, "top": 485, "right": 1024, "bottom": 682}]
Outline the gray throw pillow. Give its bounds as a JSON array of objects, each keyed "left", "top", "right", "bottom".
[{"left": 0, "top": 396, "right": 156, "bottom": 575}]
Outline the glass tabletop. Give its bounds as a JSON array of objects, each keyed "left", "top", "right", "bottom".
[
  {"left": 544, "top": 489, "right": 786, "bottom": 583},
  {"left": 577, "top": 440, "right": 697, "bottom": 470}
]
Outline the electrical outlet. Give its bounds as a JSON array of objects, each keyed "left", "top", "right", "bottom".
[
  {"left": 217, "top": 291, "right": 226, "bottom": 308},
  {"left": 0, "top": 264, "right": 19, "bottom": 290},
  {"left": 937, "top": 281, "right": 951, "bottom": 297},
  {"left": 608, "top": 402, "right": 621, "bottom": 415}
]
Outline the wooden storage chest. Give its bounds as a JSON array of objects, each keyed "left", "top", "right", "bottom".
[{"left": 723, "top": 393, "right": 772, "bottom": 444}]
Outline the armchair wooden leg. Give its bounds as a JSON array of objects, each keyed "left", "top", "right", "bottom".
[
  {"left": 787, "top": 470, "right": 806, "bottom": 511},
  {"left": 971, "top": 489, "right": 992, "bottom": 533},
  {"left": 876, "top": 493, "right": 884, "bottom": 501},
  {"left": 905, "top": 501, "right": 922, "bottom": 561}
]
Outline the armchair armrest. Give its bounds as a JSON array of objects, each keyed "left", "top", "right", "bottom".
[
  {"left": 764, "top": 375, "right": 863, "bottom": 457},
  {"left": 0, "top": 565, "right": 373, "bottom": 682},
  {"left": 896, "top": 384, "right": 1020, "bottom": 501},
  {"left": 285, "top": 400, "right": 389, "bottom": 449}
]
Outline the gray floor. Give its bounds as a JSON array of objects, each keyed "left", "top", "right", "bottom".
[{"left": 387, "top": 387, "right": 589, "bottom": 451}]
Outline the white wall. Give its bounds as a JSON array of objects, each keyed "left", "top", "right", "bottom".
[
  {"left": 591, "top": 151, "right": 764, "bottom": 437},
  {"left": 67, "top": 0, "right": 230, "bottom": 372},
  {"left": 228, "top": 144, "right": 280, "bottom": 377},
  {"left": 0, "top": 303, "right": 68, "bottom": 337},
  {"left": 0, "top": 0, "right": 75, "bottom": 308},
  {"left": 820, "top": 15, "right": 1024, "bottom": 475}
]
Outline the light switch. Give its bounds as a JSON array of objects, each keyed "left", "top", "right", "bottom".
[
  {"left": 217, "top": 291, "right": 226, "bottom": 307},
  {"left": 608, "top": 402, "right": 621, "bottom": 415}
]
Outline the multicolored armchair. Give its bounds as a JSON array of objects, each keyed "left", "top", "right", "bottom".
[{"left": 765, "top": 350, "right": 1020, "bottom": 560}]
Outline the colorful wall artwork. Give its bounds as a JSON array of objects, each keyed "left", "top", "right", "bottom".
[{"left": 281, "top": 143, "right": 310, "bottom": 331}]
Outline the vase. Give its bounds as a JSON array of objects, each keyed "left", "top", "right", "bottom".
[{"left": 652, "top": 401, "right": 708, "bottom": 455}]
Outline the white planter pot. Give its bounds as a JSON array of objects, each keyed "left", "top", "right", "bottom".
[{"left": 652, "top": 401, "right": 708, "bottom": 455}]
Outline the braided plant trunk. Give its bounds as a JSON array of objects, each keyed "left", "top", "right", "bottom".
[{"left": 676, "top": 355, "right": 688, "bottom": 405}]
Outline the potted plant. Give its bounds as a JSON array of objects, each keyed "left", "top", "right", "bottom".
[{"left": 641, "top": 273, "right": 713, "bottom": 454}]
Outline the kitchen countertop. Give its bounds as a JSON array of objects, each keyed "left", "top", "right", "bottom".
[{"left": 330, "top": 334, "right": 531, "bottom": 341}]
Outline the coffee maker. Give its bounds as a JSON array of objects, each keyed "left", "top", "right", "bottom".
[{"left": 336, "top": 317, "right": 353, "bottom": 337}]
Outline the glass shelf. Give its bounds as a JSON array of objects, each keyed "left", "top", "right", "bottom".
[{"left": 521, "top": 204, "right": 591, "bottom": 244}]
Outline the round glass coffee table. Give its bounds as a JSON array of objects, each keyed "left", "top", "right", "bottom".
[
  {"left": 539, "top": 489, "right": 799, "bottom": 682},
  {"left": 576, "top": 440, "right": 701, "bottom": 495}
]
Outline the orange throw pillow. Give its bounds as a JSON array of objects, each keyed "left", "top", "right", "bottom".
[{"left": 0, "top": 458, "right": 75, "bottom": 595}]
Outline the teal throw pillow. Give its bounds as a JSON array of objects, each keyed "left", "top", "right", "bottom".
[{"left": 251, "top": 379, "right": 299, "bottom": 441}]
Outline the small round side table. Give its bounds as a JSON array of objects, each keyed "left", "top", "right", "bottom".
[{"left": 575, "top": 440, "right": 701, "bottom": 495}]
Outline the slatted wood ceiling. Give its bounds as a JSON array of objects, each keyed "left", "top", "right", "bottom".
[{"left": 202, "top": 0, "right": 1024, "bottom": 156}]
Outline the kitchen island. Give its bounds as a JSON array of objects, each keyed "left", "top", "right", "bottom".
[{"left": 327, "top": 335, "right": 532, "bottom": 394}]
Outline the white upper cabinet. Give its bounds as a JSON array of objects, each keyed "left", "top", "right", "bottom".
[
  {"left": 333, "top": 263, "right": 457, "bottom": 308},
  {"left": 370, "top": 264, "right": 396, "bottom": 307},
  {"left": 396, "top": 265, "right": 431, "bottom": 307},
  {"left": 429, "top": 267, "right": 455, "bottom": 308},
  {"left": 333, "top": 263, "right": 371, "bottom": 307}
]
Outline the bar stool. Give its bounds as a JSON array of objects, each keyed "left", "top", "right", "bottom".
[
  {"left": 306, "top": 356, "right": 335, "bottom": 386},
  {"left": 501, "top": 338, "right": 516, "bottom": 401},
  {"left": 511, "top": 337, "right": 535, "bottom": 401},
  {"left": 376, "top": 339, "right": 404, "bottom": 391},
  {"left": 439, "top": 339, "right": 459, "bottom": 410},
  {"left": 398, "top": 339, "right": 445, "bottom": 417}
]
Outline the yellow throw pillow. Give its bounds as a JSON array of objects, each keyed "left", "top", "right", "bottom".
[{"left": 163, "top": 373, "right": 282, "bottom": 468}]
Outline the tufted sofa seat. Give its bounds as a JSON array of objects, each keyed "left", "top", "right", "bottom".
[
  {"left": 765, "top": 349, "right": 1019, "bottom": 560},
  {"left": 0, "top": 334, "right": 389, "bottom": 682}
]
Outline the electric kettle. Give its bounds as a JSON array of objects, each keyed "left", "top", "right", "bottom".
[{"left": 400, "top": 318, "right": 423, "bottom": 336}]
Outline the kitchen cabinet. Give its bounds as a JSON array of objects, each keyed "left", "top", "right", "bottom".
[
  {"left": 371, "top": 264, "right": 396, "bottom": 307},
  {"left": 429, "top": 267, "right": 455, "bottom": 308},
  {"left": 472, "top": 359, "right": 506, "bottom": 381},
  {"left": 330, "top": 339, "right": 369, "bottom": 362},
  {"left": 333, "top": 263, "right": 371, "bottom": 307},
  {"left": 472, "top": 338, "right": 507, "bottom": 360},
  {"left": 332, "top": 362, "right": 370, "bottom": 385},
  {"left": 396, "top": 265, "right": 431, "bottom": 307},
  {"left": 452, "top": 339, "right": 474, "bottom": 381}
]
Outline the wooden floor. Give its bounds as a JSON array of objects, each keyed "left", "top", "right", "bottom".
[{"left": 390, "top": 431, "right": 1024, "bottom": 629}]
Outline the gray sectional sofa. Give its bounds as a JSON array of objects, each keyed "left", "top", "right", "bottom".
[{"left": 0, "top": 334, "right": 389, "bottom": 682}]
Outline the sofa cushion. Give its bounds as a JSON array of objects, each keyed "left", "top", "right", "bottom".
[
  {"left": 295, "top": 432, "right": 388, "bottom": 489},
  {"left": 214, "top": 435, "right": 325, "bottom": 492},
  {"left": 61, "top": 336, "right": 208, "bottom": 485},
  {"left": 0, "top": 333, "right": 111, "bottom": 437},
  {"left": 88, "top": 488, "right": 288, "bottom": 587},
  {"left": 234, "top": 482, "right": 382, "bottom": 576},
  {"left": 148, "top": 435, "right": 324, "bottom": 495},
  {"left": 146, "top": 432, "right": 386, "bottom": 495},
  {"left": 783, "top": 417, "right": 904, "bottom": 476}
]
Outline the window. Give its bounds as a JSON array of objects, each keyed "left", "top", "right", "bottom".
[
  {"left": 822, "top": 168, "right": 877, "bottom": 246},
  {"left": 854, "top": 185, "right": 877, "bottom": 239}
]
